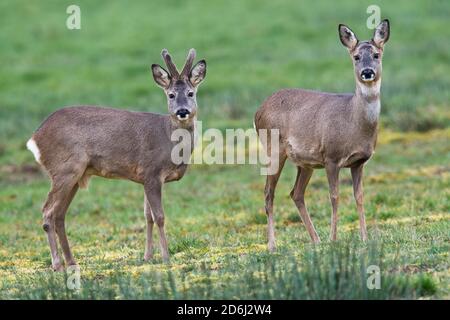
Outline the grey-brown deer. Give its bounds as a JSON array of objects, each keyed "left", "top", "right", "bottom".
[
  {"left": 27, "top": 49, "right": 206, "bottom": 270},
  {"left": 255, "top": 20, "right": 390, "bottom": 251}
]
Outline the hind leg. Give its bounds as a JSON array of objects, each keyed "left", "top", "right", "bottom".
[
  {"left": 55, "top": 184, "right": 79, "bottom": 266},
  {"left": 290, "top": 167, "right": 320, "bottom": 243},
  {"left": 42, "top": 193, "right": 64, "bottom": 271},
  {"left": 42, "top": 168, "right": 83, "bottom": 271},
  {"left": 264, "top": 154, "right": 287, "bottom": 252},
  {"left": 42, "top": 186, "right": 71, "bottom": 271}
]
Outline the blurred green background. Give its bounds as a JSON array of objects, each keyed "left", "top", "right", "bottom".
[
  {"left": 0, "top": 0, "right": 449, "bottom": 299},
  {"left": 0, "top": 0, "right": 449, "bottom": 151}
]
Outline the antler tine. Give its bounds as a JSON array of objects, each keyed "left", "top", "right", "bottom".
[
  {"left": 180, "top": 48, "right": 197, "bottom": 78},
  {"left": 161, "top": 49, "right": 179, "bottom": 78}
]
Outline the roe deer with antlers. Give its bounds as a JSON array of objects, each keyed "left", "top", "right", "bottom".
[
  {"left": 27, "top": 49, "right": 206, "bottom": 270},
  {"left": 255, "top": 20, "right": 390, "bottom": 251}
]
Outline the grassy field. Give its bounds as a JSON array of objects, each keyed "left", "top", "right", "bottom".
[{"left": 0, "top": 0, "right": 449, "bottom": 299}]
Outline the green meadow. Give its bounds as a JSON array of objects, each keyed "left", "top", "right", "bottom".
[{"left": 0, "top": 0, "right": 449, "bottom": 299}]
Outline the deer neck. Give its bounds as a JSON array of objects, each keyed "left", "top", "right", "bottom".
[
  {"left": 167, "top": 115, "right": 197, "bottom": 151},
  {"left": 169, "top": 115, "right": 197, "bottom": 133},
  {"left": 353, "top": 79, "right": 381, "bottom": 126}
]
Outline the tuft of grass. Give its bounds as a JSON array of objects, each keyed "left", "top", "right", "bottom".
[
  {"left": 0, "top": 241, "right": 439, "bottom": 300},
  {"left": 412, "top": 274, "right": 438, "bottom": 296}
]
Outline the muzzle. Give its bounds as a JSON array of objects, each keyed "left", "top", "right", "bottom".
[
  {"left": 175, "top": 108, "right": 191, "bottom": 120},
  {"left": 360, "top": 69, "right": 376, "bottom": 82}
]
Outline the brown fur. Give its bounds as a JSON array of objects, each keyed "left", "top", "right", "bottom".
[
  {"left": 29, "top": 49, "right": 206, "bottom": 270},
  {"left": 33, "top": 106, "right": 191, "bottom": 187},
  {"left": 256, "top": 89, "right": 377, "bottom": 169},
  {"left": 255, "top": 20, "right": 390, "bottom": 249}
]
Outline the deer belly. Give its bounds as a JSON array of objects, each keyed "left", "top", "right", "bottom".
[
  {"left": 88, "top": 160, "right": 145, "bottom": 183},
  {"left": 286, "top": 140, "right": 324, "bottom": 168}
]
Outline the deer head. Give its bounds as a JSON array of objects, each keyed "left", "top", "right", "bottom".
[
  {"left": 151, "top": 48, "right": 207, "bottom": 122},
  {"left": 339, "top": 20, "right": 390, "bottom": 86}
]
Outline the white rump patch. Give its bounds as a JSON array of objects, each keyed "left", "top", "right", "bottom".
[{"left": 26, "top": 138, "right": 42, "bottom": 164}]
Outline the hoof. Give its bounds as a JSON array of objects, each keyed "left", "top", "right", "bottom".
[
  {"left": 143, "top": 254, "right": 153, "bottom": 262},
  {"left": 52, "top": 264, "right": 65, "bottom": 272},
  {"left": 66, "top": 262, "right": 78, "bottom": 268}
]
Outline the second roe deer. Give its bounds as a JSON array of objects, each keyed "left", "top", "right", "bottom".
[
  {"left": 255, "top": 20, "right": 390, "bottom": 251},
  {"left": 27, "top": 49, "right": 207, "bottom": 270}
]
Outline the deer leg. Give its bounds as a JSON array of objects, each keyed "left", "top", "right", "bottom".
[
  {"left": 42, "top": 205, "right": 63, "bottom": 271},
  {"left": 325, "top": 163, "right": 340, "bottom": 241},
  {"left": 143, "top": 193, "right": 154, "bottom": 261},
  {"left": 55, "top": 184, "right": 79, "bottom": 266},
  {"left": 264, "top": 155, "right": 287, "bottom": 252},
  {"left": 42, "top": 181, "right": 77, "bottom": 271},
  {"left": 144, "top": 180, "right": 169, "bottom": 262},
  {"left": 351, "top": 164, "right": 368, "bottom": 241},
  {"left": 290, "top": 167, "right": 320, "bottom": 243}
]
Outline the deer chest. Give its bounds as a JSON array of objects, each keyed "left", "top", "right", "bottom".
[
  {"left": 339, "top": 149, "right": 375, "bottom": 168},
  {"left": 163, "top": 164, "right": 188, "bottom": 183}
]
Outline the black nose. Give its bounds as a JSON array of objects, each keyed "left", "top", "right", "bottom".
[
  {"left": 176, "top": 108, "right": 190, "bottom": 118},
  {"left": 361, "top": 69, "right": 375, "bottom": 80}
]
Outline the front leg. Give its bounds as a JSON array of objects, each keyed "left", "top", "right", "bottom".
[
  {"left": 325, "top": 163, "right": 340, "bottom": 241},
  {"left": 143, "top": 193, "right": 154, "bottom": 261},
  {"left": 144, "top": 179, "right": 170, "bottom": 262},
  {"left": 351, "top": 164, "right": 368, "bottom": 241}
]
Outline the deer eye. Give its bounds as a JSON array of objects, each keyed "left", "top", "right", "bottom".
[
  {"left": 373, "top": 53, "right": 380, "bottom": 59},
  {"left": 168, "top": 93, "right": 175, "bottom": 99},
  {"left": 354, "top": 55, "right": 360, "bottom": 61},
  {"left": 187, "top": 91, "right": 194, "bottom": 97}
]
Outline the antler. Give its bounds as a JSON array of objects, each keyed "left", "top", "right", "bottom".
[
  {"left": 180, "top": 48, "right": 196, "bottom": 78},
  {"left": 161, "top": 49, "right": 179, "bottom": 78}
]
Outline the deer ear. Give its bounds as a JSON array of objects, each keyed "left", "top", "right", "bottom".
[
  {"left": 189, "top": 60, "right": 206, "bottom": 87},
  {"left": 339, "top": 24, "right": 358, "bottom": 50},
  {"left": 151, "top": 64, "right": 171, "bottom": 88},
  {"left": 373, "top": 19, "right": 390, "bottom": 48}
]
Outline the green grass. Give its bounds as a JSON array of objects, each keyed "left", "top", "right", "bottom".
[
  {"left": 0, "top": 0, "right": 449, "bottom": 299},
  {"left": 2, "top": 242, "right": 442, "bottom": 299}
]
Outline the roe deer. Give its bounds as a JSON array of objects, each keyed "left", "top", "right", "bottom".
[
  {"left": 255, "top": 20, "right": 390, "bottom": 251},
  {"left": 27, "top": 49, "right": 206, "bottom": 270}
]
